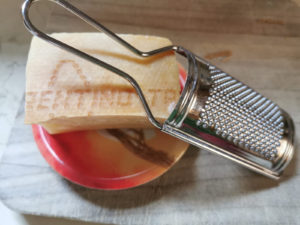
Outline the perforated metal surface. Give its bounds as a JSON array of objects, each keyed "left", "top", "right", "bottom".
[{"left": 196, "top": 66, "right": 284, "bottom": 160}]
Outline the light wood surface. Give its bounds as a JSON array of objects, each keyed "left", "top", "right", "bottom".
[{"left": 1, "top": 0, "right": 300, "bottom": 224}]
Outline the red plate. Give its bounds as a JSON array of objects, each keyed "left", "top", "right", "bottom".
[{"left": 32, "top": 67, "right": 187, "bottom": 190}]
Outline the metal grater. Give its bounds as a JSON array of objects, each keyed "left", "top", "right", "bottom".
[
  {"left": 202, "top": 66, "right": 283, "bottom": 160},
  {"left": 202, "top": 69, "right": 282, "bottom": 160},
  {"left": 163, "top": 53, "right": 294, "bottom": 179},
  {"left": 22, "top": 0, "right": 295, "bottom": 179}
]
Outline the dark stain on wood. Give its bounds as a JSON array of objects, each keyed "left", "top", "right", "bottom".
[
  {"left": 256, "top": 18, "right": 285, "bottom": 25},
  {"left": 204, "top": 50, "right": 232, "bottom": 62},
  {"left": 107, "top": 129, "right": 174, "bottom": 167}
]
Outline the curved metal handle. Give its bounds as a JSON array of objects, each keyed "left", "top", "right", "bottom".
[{"left": 22, "top": 0, "right": 180, "bottom": 129}]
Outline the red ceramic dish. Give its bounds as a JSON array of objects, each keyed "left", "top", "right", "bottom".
[{"left": 32, "top": 67, "right": 187, "bottom": 190}]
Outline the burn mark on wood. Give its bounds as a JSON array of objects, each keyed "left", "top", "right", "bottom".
[
  {"left": 107, "top": 129, "right": 174, "bottom": 167},
  {"left": 204, "top": 50, "right": 232, "bottom": 62}
]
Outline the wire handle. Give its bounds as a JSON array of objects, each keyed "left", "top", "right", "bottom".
[{"left": 22, "top": 0, "right": 180, "bottom": 129}]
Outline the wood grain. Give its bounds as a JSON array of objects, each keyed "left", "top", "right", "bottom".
[{"left": 0, "top": 0, "right": 300, "bottom": 224}]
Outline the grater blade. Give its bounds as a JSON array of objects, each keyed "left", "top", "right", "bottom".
[
  {"left": 201, "top": 64, "right": 282, "bottom": 160},
  {"left": 164, "top": 52, "right": 294, "bottom": 179}
]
